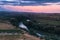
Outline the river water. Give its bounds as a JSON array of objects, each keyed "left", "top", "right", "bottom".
[
  {"left": 18, "top": 21, "right": 43, "bottom": 37},
  {"left": 17, "top": 20, "right": 60, "bottom": 40}
]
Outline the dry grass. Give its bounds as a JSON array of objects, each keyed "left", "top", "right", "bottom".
[
  {"left": 0, "top": 22, "right": 41, "bottom": 40},
  {"left": 0, "top": 34, "right": 40, "bottom": 40},
  {"left": 0, "top": 22, "right": 15, "bottom": 29}
]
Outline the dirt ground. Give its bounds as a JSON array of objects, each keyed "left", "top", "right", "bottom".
[
  {"left": 0, "top": 22, "right": 41, "bottom": 40},
  {"left": 0, "top": 22, "right": 15, "bottom": 29},
  {"left": 0, "top": 34, "right": 41, "bottom": 40}
]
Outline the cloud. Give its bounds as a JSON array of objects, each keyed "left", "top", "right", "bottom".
[
  {"left": 0, "top": 0, "right": 60, "bottom": 6},
  {"left": 21, "top": 0, "right": 60, "bottom": 6},
  {"left": 23, "top": 0, "right": 60, "bottom": 2},
  {"left": 41, "top": 2, "right": 60, "bottom": 6},
  {"left": 21, "top": 1, "right": 36, "bottom": 3},
  {"left": 1, "top": 5, "right": 60, "bottom": 13},
  {"left": 0, "top": 0, "right": 36, "bottom": 6},
  {"left": 0, "top": 5, "right": 8, "bottom": 11},
  {"left": 0, "top": 0, "right": 60, "bottom": 13}
]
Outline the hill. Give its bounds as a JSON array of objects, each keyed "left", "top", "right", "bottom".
[{"left": 0, "top": 11, "right": 60, "bottom": 40}]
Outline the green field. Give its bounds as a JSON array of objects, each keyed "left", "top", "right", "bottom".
[{"left": 0, "top": 12, "right": 60, "bottom": 40}]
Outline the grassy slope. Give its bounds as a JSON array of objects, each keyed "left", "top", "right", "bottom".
[{"left": 30, "top": 13, "right": 60, "bottom": 25}]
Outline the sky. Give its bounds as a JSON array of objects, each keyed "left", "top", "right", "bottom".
[{"left": 0, "top": 0, "right": 60, "bottom": 13}]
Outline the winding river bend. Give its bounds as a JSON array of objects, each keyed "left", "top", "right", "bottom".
[
  {"left": 17, "top": 20, "right": 60, "bottom": 40},
  {"left": 18, "top": 20, "right": 44, "bottom": 37}
]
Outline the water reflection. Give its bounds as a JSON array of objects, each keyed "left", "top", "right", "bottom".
[
  {"left": 19, "top": 22, "right": 29, "bottom": 31},
  {"left": 18, "top": 21, "right": 43, "bottom": 37}
]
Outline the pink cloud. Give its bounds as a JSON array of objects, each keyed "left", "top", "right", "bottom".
[{"left": 1, "top": 5, "right": 60, "bottom": 13}]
